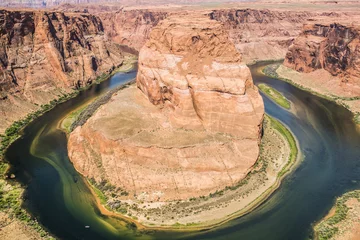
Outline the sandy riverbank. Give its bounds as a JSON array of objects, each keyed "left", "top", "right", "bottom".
[
  {"left": 263, "top": 63, "right": 360, "bottom": 117},
  {"left": 314, "top": 190, "right": 360, "bottom": 240}
]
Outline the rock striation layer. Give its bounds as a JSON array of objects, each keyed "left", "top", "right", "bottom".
[
  {"left": 0, "top": 9, "right": 132, "bottom": 133},
  {"left": 209, "top": 9, "right": 315, "bottom": 63},
  {"left": 284, "top": 23, "right": 360, "bottom": 96},
  {"left": 99, "top": 10, "right": 168, "bottom": 51},
  {"left": 68, "top": 13, "right": 264, "bottom": 201},
  {"left": 137, "top": 13, "right": 264, "bottom": 138}
]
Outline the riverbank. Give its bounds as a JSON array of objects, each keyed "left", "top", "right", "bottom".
[
  {"left": 0, "top": 57, "right": 137, "bottom": 240},
  {"left": 75, "top": 97, "right": 299, "bottom": 232},
  {"left": 258, "top": 83, "right": 291, "bottom": 109},
  {"left": 314, "top": 190, "right": 360, "bottom": 240},
  {"left": 261, "top": 63, "right": 360, "bottom": 124}
]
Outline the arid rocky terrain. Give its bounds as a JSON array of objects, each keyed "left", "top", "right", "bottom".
[
  {"left": 3, "top": 1, "right": 360, "bottom": 136},
  {"left": 1, "top": 0, "right": 360, "bottom": 238},
  {"left": 0, "top": 9, "right": 134, "bottom": 134},
  {"left": 284, "top": 23, "right": 360, "bottom": 97},
  {"left": 269, "top": 21, "right": 360, "bottom": 116},
  {"left": 68, "top": 13, "right": 264, "bottom": 202}
]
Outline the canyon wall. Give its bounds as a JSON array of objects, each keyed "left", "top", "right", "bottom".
[
  {"left": 283, "top": 23, "right": 360, "bottom": 96},
  {"left": 0, "top": 9, "right": 131, "bottom": 133},
  {"left": 209, "top": 9, "right": 315, "bottom": 63},
  {"left": 99, "top": 10, "right": 167, "bottom": 51},
  {"left": 68, "top": 13, "right": 264, "bottom": 201}
]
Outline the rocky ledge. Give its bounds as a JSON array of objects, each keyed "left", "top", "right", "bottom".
[
  {"left": 0, "top": 9, "right": 134, "bottom": 133},
  {"left": 284, "top": 22, "right": 360, "bottom": 97},
  {"left": 68, "top": 13, "right": 264, "bottom": 202}
]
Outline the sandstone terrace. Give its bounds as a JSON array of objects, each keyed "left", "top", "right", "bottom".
[{"left": 67, "top": 84, "right": 298, "bottom": 228}]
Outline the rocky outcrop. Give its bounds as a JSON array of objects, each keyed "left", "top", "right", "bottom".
[
  {"left": 68, "top": 13, "right": 264, "bottom": 201},
  {"left": 137, "top": 13, "right": 264, "bottom": 138},
  {"left": 209, "top": 9, "right": 315, "bottom": 63},
  {"left": 99, "top": 10, "right": 167, "bottom": 52},
  {"left": 0, "top": 9, "right": 132, "bottom": 133},
  {"left": 284, "top": 23, "right": 360, "bottom": 95}
]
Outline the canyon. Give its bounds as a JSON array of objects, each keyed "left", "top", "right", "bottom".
[
  {"left": 68, "top": 13, "right": 264, "bottom": 202},
  {"left": 284, "top": 23, "right": 360, "bottom": 96},
  {"left": 3, "top": 1, "right": 359, "bottom": 136},
  {"left": 1, "top": 0, "right": 360, "bottom": 239},
  {"left": 275, "top": 21, "right": 360, "bottom": 115},
  {"left": 0, "top": 9, "right": 134, "bottom": 134}
]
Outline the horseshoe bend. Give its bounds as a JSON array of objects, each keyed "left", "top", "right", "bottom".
[
  {"left": 65, "top": 13, "right": 299, "bottom": 227},
  {"left": 2, "top": 1, "right": 360, "bottom": 239}
]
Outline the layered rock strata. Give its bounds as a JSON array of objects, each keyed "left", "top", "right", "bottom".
[
  {"left": 209, "top": 9, "right": 315, "bottom": 63},
  {"left": 99, "top": 10, "right": 168, "bottom": 51},
  {"left": 68, "top": 14, "right": 264, "bottom": 201},
  {"left": 0, "top": 9, "right": 132, "bottom": 133},
  {"left": 137, "top": 13, "right": 264, "bottom": 138},
  {"left": 284, "top": 23, "right": 360, "bottom": 96}
]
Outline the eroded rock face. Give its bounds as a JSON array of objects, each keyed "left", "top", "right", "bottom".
[
  {"left": 68, "top": 13, "right": 264, "bottom": 202},
  {"left": 137, "top": 13, "right": 264, "bottom": 139},
  {"left": 284, "top": 23, "right": 360, "bottom": 90},
  {"left": 0, "top": 9, "right": 131, "bottom": 133},
  {"left": 209, "top": 9, "right": 315, "bottom": 63},
  {"left": 99, "top": 10, "right": 168, "bottom": 51}
]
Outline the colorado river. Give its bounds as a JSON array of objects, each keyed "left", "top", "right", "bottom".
[{"left": 5, "top": 62, "right": 360, "bottom": 240}]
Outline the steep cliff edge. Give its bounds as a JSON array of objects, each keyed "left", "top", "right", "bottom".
[
  {"left": 0, "top": 9, "right": 132, "bottom": 133},
  {"left": 137, "top": 13, "right": 264, "bottom": 138},
  {"left": 284, "top": 23, "right": 360, "bottom": 80},
  {"left": 209, "top": 9, "right": 315, "bottom": 63},
  {"left": 282, "top": 23, "right": 360, "bottom": 99},
  {"left": 68, "top": 13, "right": 264, "bottom": 202},
  {"left": 99, "top": 10, "right": 167, "bottom": 52}
]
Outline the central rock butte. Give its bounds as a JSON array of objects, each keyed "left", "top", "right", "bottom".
[{"left": 68, "top": 13, "right": 264, "bottom": 201}]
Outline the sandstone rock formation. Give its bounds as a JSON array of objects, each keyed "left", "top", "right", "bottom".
[
  {"left": 0, "top": 9, "right": 132, "bottom": 133},
  {"left": 137, "top": 13, "right": 264, "bottom": 138},
  {"left": 68, "top": 13, "right": 264, "bottom": 202},
  {"left": 209, "top": 9, "right": 315, "bottom": 63},
  {"left": 284, "top": 23, "right": 360, "bottom": 96},
  {"left": 99, "top": 10, "right": 167, "bottom": 51}
]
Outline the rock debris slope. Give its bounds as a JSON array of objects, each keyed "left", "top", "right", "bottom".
[{"left": 68, "top": 13, "right": 264, "bottom": 201}]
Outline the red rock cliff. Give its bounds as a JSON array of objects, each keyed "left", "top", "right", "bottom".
[
  {"left": 284, "top": 23, "right": 360, "bottom": 92},
  {"left": 209, "top": 9, "right": 315, "bottom": 63},
  {"left": 0, "top": 9, "right": 132, "bottom": 133},
  {"left": 99, "top": 10, "right": 167, "bottom": 51},
  {"left": 137, "top": 13, "right": 264, "bottom": 139}
]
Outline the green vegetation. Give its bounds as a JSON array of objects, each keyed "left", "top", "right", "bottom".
[
  {"left": 0, "top": 91, "right": 78, "bottom": 239},
  {"left": 354, "top": 113, "right": 360, "bottom": 125},
  {"left": 0, "top": 91, "right": 79, "bottom": 160},
  {"left": 267, "top": 116, "right": 298, "bottom": 177},
  {"left": 314, "top": 191, "right": 360, "bottom": 240},
  {"left": 262, "top": 63, "right": 280, "bottom": 78},
  {"left": 88, "top": 178, "right": 129, "bottom": 208},
  {"left": 61, "top": 105, "right": 89, "bottom": 133},
  {"left": 258, "top": 83, "right": 291, "bottom": 109},
  {"left": 262, "top": 63, "right": 360, "bottom": 123},
  {"left": 262, "top": 64, "right": 334, "bottom": 102},
  {"left": 88, "top": 178, "right": 109, "bottom": 205},
  {"left": 0, "top": 179, "right": 54, "bottom": 239}
]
